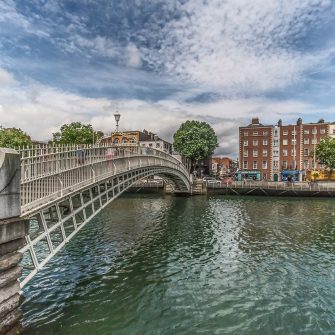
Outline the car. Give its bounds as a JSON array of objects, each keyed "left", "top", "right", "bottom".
[{"left": 203, "top": 177, "right": 221, "bottom": 185}]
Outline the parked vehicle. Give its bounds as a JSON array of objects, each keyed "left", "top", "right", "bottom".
[{"left": 203, "top": 176, "right": 221, "bottom": 185}]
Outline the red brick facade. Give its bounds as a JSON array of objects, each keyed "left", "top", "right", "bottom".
[{"left": 239, "top": 118, "right": 330, "bottom": 181}]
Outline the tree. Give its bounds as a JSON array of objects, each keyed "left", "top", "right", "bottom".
[
  {"left": 0, "top": 127, "right": 32, "bottom": 148},
  {"left": 315, "top": 137, "right": 335, "bottom": 179},
  {"left": 173, "top": 120, "right": 218, "bottom": 162},
  {"left": 52, "top": 122, "right": 103, "bottom": 145}
]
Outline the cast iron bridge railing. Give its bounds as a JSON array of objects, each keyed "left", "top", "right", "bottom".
[{"left": 18, "top": 144, "right": 190, "bottom": 287}]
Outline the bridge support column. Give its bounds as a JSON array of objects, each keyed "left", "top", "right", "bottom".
[{"left": 0, "top": 149, "right": 26, "bottom": 335}]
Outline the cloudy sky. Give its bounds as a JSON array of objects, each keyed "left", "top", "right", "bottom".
[{"left": 1, "top": 0, "right": 335, "bottom": 156}]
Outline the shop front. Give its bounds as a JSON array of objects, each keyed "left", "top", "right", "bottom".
[
  {"left": 236, "top": 170, "right": 261, "bottom": 181},
  {"left": 281, "top": 170, "right": 303, "bottom": 181}
]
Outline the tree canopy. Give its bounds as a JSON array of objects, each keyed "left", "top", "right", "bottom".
[
  {"left": 315, "top": 137, "right": 335, "bottom": 174},
  {"left": 0, "top": 127, "right": 32, "bottom": 148},
  {"left": 52, "top": 122, "right": 103, "bottom": 145},
  {"left": 173, "top": 120, "right": 218, "bottom": 161}
]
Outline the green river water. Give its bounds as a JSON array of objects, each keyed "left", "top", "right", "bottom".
[{"left": 22, "top": 194, "right": 335, "bottom": 335}]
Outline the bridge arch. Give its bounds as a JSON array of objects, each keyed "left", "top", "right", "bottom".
[{"left": 16, "top": 144, "right": 191, "bottom": 287}]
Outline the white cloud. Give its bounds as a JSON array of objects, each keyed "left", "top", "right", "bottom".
[
  {"left": 0, "top": 67, "right": 17, "bottom": 86},
  {"left": 142, "top": 0, "right": 334, "bottom": 96}
]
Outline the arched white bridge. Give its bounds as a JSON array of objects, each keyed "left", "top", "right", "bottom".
[{"left": 18, "top": 144, "right": 191, "bottom": 287}]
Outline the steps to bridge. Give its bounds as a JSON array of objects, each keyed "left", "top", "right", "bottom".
[
  {"left": 191, "top": 180, "right": 207, "bottom": 195},
  {"left": 0, "top": 149, "right": 25, "bottom": 335}
]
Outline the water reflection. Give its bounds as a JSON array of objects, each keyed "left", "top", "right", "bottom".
[{"left": 22, "top": 195, "right": 335, "bottom": 335}]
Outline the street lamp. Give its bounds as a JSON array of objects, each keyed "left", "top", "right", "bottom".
[{"left": 114, "top": 112, "right": 121, "bottom": 132}]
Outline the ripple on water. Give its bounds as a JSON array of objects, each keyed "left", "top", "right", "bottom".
[{"left": 22, "top": 195, "right": 335, "bottom": 335}]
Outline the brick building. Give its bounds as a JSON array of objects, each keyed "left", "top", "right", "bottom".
[
  {"left": 239, "top": 117, "right": 331, "bottom": 181},
  {"left": 239, "top": 118, "right": 273, "bottom": 180},
  {"left": 209, "top": 157, "right": 234, "bottom": 177}
]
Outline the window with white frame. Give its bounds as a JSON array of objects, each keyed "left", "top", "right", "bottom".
[
  {"left": 291, "top": 149, "right": 296, "bottom": 156},
  {"left": 253, "top": 161, "right": 258, "bottom": 169},
  {"left": 253, "top": 139, "right": 258, "bottom": 146},
  {"left": 273, "top": 150, "right": 279, "bottom": 157},
  {"left": 243, "top": 161, "right": 248, "bottom": 169},
  {"left": 262, "top": 149, "right": 267, "bottom": 157},
  {"left": 304, "top": 129, "right": 309, "bottom": 134},
  {"left": 243, "top": 140, "right": 248, "bottom": 146},
  {"left": 292, "top": 139, "right": 296, "bottom": 145},
  {"left": 273, "top": 139, "right": 279, "bottom": 146},
  {"left": 243, "top": 131, "right": 248, "bottom": 136},
  {"left": 263, "top": 131, "right": 268, "bottom": 135},
  {"left": 304, "top": 148, "right": 309, "bottom": 156},
  {"left": 283, "top": 139, "right": 288, "bottom": 145},
  {"left": 282, "top": 161, "right": 288, "bottom": 169},
  {"left": 253, "top": 149, "right": 258, "bottom": 157},
  {"left": 304, "top": 160, "right": 309, "bottom": 169},
  {"left": 292, "top": 130, "right": 296, "bottom": 135},
  {"left": 320, "top": 128, "right": 326, "bottom": 134},
  {"left": 274, "top": 129, "right": 278, "bottom": 136},
  {"left": 312, "top": 128, "right": 317, "bottom": 134},
  {"left": 283, "top": 149, "right": 288, "bottom": 156},
  {"left": 253, "top": 131, "right": 258, "bottom": 136},
  {"left": 273, "top": 161, "right": 278, "bottom": 167},
  {"left": 304, "top": 138, "right": 309, "bottom": 144},
  {"left": 262, "top": 160, "right": 267, "bottom": 169},
  {"left": 312, "top": 138, "right": 317, "bottom": 144},
  {"left": 283, "top": 130, "right": 288, "bottom": 135},
  {"left": 263, "top": 139, "right": 268, "bottom": 145},
  {"left": 243, "top": 150, "right": 248, "bottom": 157}
]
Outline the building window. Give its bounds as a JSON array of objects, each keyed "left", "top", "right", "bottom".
[
  {"left": 273, "top": 150, "right": 279, "bottom": 157},
  {"left": 253, "top": 139, "right": 258, "bottom": 146},
  {"left": 262, "top": 149, "right": 267, "bottom": 157},
  {"left": 304, "top": 160, "right": 309, "bottom": 169},
  {"left": 292, "top": 139, "right": 296, "bottom": 145},
  {"left": 291, "top": 149, "right": 296, "bottom": 156},
  {"left": 253, "top": 161, "right": 258, "bottom": 169},
  {"left": 149, "top": 143, "right": 153, "bottom": 147},
  {"left": 273, "top": 140, "right": 279, "bottom": 146},
  {"left": 283, "top": 149, "right": 288, "bottom": 156},
  {"left": 312, "top": 138, "right": 317, "bottom": 145},
  {"left": 243, "top": 161, "right": 248, "bottom": 169},
  {"left": 304, "top": 148, "right": 309, "bottom": 156},
  {"left": 320, "top": 128, "right": 326, "bottom": 134},
  {"left": 263, "top": 139, "right": 268, "bottom": 145},
  {"left": 312, "top": 128, "right": 317, "bottom": 135},
  {"left": 243, "top": 140, "right": 248, "bottom": 146},
  {"left": 274, "top": 129, "right": 278, "bottom": 136},
  {"left": 262, "top": 160, "right": 267, "bottom": 169},
  {"left": 283, "top": 130, "right": 288, "bottom": 135},
  {"left": 243, "top": 150, "right": 248, "bottom": 157},
  {"left": 243, "top": 131, "right": 248, "bottom": 136},
  {"left": 156, "top": 143, "right": 160, "bottom": 148},
  {"left": 253, "top": 149, "right": 258, "bottom": 157},
  {"left": 292, "top": 130, "right": 296, "bottom": 135},
  {"left": 304, "top": 129, "right": 309, "bottom": 135},
  {"left": 263, "top": 131, "right": 268, "bottom": 136},
  {"left": 283, "top": 139, "right": 288, "bottom": 145},
  {"left": 273, "top": 161, "right": 278, "bottom": 167},
  {"left": 282, "top": 161, "right": 288, "bottom": 169},
  {"left": 304, "top": 138, "right": 309, "bottom": 144},
  {"left": 113, "top": 138, "right": 119, "bottom": 144},
  {"left": 253, "top": 131, "right": 258, "bottom": 136}
]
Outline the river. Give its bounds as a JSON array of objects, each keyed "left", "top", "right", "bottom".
[{"left": 22, "top": 194, "right": 335, "bottom": 334}]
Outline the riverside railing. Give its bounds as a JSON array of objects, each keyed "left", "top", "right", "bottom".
[
  {"left": 18, "top": 144, "right": 189, "bottom": 215},
  {"left": 206, "top": 180, "right": 335, "bottom": 192}
]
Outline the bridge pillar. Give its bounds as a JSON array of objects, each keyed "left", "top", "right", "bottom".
[{"left": 0, "top": 149, "right": 27, "bottom": 335}]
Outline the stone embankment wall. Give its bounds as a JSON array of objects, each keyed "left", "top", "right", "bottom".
[{"left": 0, "top": 149, "right": 26, "bottom": 335}]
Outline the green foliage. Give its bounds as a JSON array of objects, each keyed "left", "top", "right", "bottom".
[
  {"left": 0, "top": 127, "right": 32, "bottom": 148},
  {"left": 173, "top": 120, "right": 218, "bottom": 161},
  {"left": 52, "top": 122, "right": 103, "bottom": 145},
  {"left": 315, "top": 137, "right": 335, "bottom": 174}
]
